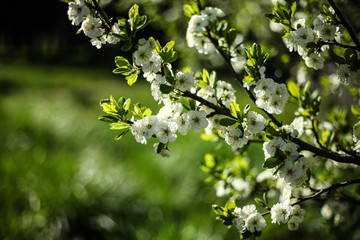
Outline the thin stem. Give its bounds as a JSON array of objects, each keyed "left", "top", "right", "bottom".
[
  {"left": 205, "top": 29, "right": 282, "bottom": 127},
  {"left": 310, "top": 117, "right": 326, "bottom": 149},
  {"left": 327, "top": 0, "right": 360, "bottom": 51},
  {"left": 319, "top": 40, "right": 358, "bottom": 50},
  {"left": 91, "top": 0, "right": 112, "bottom": 28},
  {"left": 180, "top": 90, "right": 234, "bottom": 119},
  {"left": 262, "top": 178, "right": 360, "bottom": 216}
]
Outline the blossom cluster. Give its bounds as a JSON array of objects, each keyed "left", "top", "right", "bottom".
[
  {"left": 280, "top": 11, "right": 360, "bottom": 86},
  {"left": 271, "top": 203, "right": 305, "bottom": 230},
  {"left": 283, "top": 14, "right": 340, "bottom": 70},
  {"left": 67, "top": 0, "right": 121, "bottom": 48},
  {"left": 131, "top": 101, "right": 209, "bottom": 146},
  {"left": 263, "top": 137, "right": 312, "bottom": 187},
  {"left": 253, "top": 75, "right": 289, "bottom": 115},
  {"left": 186, "top": 7, "right": 225, "bottom": 54},
  {"left": 232, "top": 204, "right": 267, "bottom": 234}
]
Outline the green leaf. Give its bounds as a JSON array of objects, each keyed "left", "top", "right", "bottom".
[
  {"left": 263, "top": 157, "right": 284, "bottom": 168},
  {"left": 203, "top": 69, "right": 210, "bottom": 85},
  {"left": 290, "top": 1, "right": 297, "bottom": 18},
  {"left": 121, "top": 42, "right": 133, "bottom": 51},
  {"left": 287, "top": 80, "right": 301, "bottom": 99},
  {"left": 156, "top": 142, "right": 165, "bottom": 154},
  {"left": 243, "top": 75, "right": 255, "bottom": 83},
  {"left": 204, "top": 154, "right": 216, "bottom": 169},
  {"left": 123, "top": 98, "right": 131, "bottom": 112},
  {"left": 351, "top": 106, "right": 360, "bottom": 119},
  {"left": 110, "top": 122, "right": 131, "bottom": 130},
  {"left": 160, "top": 84, "right": 174, "bottom": 94},
  {"left": 115, "top": 130, "right": 129, "bottom": 140},
  {"left": 274, "top": 147, "right": 287, "bottom": 161},
  {"left": 226, "top": 28, "right": 237, "bottom": 46},
  {"left": 241, "top": 230, "right": 252, "bottom": 239},
  {"left": 225, "top": 201, "right": 236, "bottom": 211},
  {"left": 212, "top": 205, "right": 225, "bottom": 215},
  {"left": 184, "top": 3, "right": 199, "bottom": 17},
  {"left": 129, "top": 4, "right": 140, "bottom": 25},
  {"left": 163, "top": 41, "right": 175, "bottom": 52},
  {"left": 115, "top": 56, "right": 132, "bottom": 69},
  {"left": 220, "top": 118, "right": 238, "bottom": 127},
  {"left": 98, "top": 115, "right": 119, "bottom": 123},
  {"left": 254, "top": 198, "right": 267, "bottom": 208},
  {"left": 345, "top": 48, "right": 357, "bottom": 63},
  {"left": 143, "top": 108, "right": 152, "bottom": 117},
  {"left": 329, "top": 50, "right": 346, "bottom": 64},
  {"left": 247, "top": 58, "right": 257, "bottom": 67},
  {"left": 126, "top": 72, "right": 139, "bottom": 86},
  {"left": 230, "top": 101, "right": 241, "bottom": 119},
  {"left": 100, "top": 97, "right": 120, "bottom": 116}
]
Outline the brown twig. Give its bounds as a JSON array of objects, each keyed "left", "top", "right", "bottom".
[
  {"left": 326, "top": 0, "right": 360, "bottom": 51},
  {"left": 262, "top": 178, "right": 360, "bottom": 216}
]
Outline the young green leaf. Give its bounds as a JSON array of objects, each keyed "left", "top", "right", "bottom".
[
  {"left": 220, "top": 118, "right": 238, "bottom": 127},
  {"left": 126, "top": 72, "right": 139, "bottom": 86},
  {"left": 230, "top": 101, "right": 241, "bottom": 119},
  {"left": 263, "top": 157, "right": 284, "bottom": 168}
]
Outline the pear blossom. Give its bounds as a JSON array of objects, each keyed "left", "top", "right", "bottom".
[
  {"left": 81, "top": 15, "right": 103, "bottom": 39},
  {"left": 67, "top": 0, "right": 90, "bottom": 26}
]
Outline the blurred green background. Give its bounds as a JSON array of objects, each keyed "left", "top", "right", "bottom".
[{"left": 1, "top": 0, "right": 360, "bottom": 239}]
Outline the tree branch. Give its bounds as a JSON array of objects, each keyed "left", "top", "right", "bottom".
[
  {"left": 90, "top": 0, "right": 112, "bottom": 28},
  {"left": 205, "top": 27, "right": 360, "bottom": 166},
  {"left": 180, "top": 90, "right": 235, "bottom": 119},
  {"left": 262, "top": 178, "right": 360, "bottom": 216},
  {"left": 205, "top": 29, "right": 282, "bottom": 127},
  {"left": 326, "top": 0, "right": 360, "bottom": 51}
]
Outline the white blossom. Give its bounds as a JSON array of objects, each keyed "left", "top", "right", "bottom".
[
  {"left": 131, "top": 120, "right": 146, "bottom": 144},
  {"left": 233, "top": 217, "right": 246, "bottom": 232},
  {"left": 254, "top": 78, "right": 276, "bottom": 97},
  {"left": 292, "top": 28, "right": 315, "bottom": 47},
  {"left": 155, "top": 121, "right": 178, "bottom": 143},
  {"left": 240, "top": 204, "right": 258, "bottom": 218},
  {"left": 245, "top": 213, "right": 267, "bottom": 233},
  {"left": 291, "top": 205, "right": 305, "bottom": 223},
  {"left": 187, "top": 110, "right": 209, "bottom": 132},
  {"left": 81, "top": 15, "right": 103, "bottom": 39},
  {"left": 263, "top": 137, "right": 286, "bottom": 159},
  {"left": 216, "top": 81, "right": 236, "bottom": 107},
  {"left": 141, "top": 116, "right": 159, "bottom": 139},
  {"left": 245, "top": 111, "right": 266, "bottom": 135},
  {"left": 279, "top": 161, "right": 303, "bottom": 183},
  {"left": 316, "top": 24, "right": 337, "bottom": 42},
  {"left": 215, "top": 180, "right": 231, "bottom": 197},
  {"left": 174, "top": 71, "right": 196, "bottom": 91},
  {"left": 175, "top": 114, "right": 191, "bottom": 135},
  {"left": 291, "top": 117, "right": 306, "bottom": 137},
  {"left": 202, "top": 7, "right": 225, "bottom": 21},
  {"left": 336, "top": 64, "right": 360, "bottom": 85},
  {"left": 188, "top": 14, "right": 208, "bottom": 33},
  {"left": 225, "top": 127, "right": 248, "bottom": 149},
  {"left": 287, "top": 218, "right": 299, "bottom": 230},
  {"left": 304, "top": 53, "right": 325, "bottom": 70},
  {"left": 231, "top": 178, "right": 251, "bottom": 198},
  {"left": 134, "top": 47, "right": 153, "bottom": 66},
  {"left": 271, "top": 202, "right": 293, "bottom": 224},
  {"left": 67, "top": 0, "right": 90, "bottom": 26}
]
